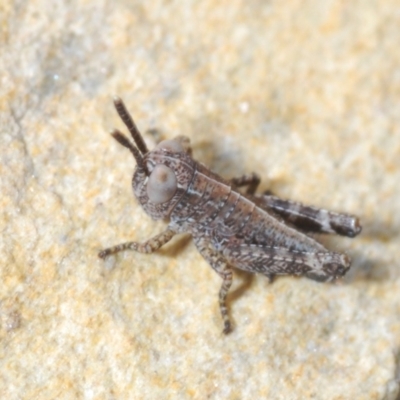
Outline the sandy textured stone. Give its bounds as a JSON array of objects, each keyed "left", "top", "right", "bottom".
[{"left": 1, "top": 1, "right": 400, "bottom": 399}]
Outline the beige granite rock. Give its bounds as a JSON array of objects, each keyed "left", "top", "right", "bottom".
[{"left": 1, "top": 1, "right": 400, "bottom": 399}]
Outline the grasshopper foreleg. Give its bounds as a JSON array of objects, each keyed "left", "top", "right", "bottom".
[{"left": 98, "top": 228, "right": 176, "bottom": 259}]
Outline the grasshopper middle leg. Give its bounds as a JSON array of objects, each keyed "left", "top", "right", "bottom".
[{"left": 193, "top": 236, "right": 234, "bottom": 334}]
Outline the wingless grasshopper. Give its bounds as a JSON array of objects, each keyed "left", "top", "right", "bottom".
[{"left": 99, "top": 98, "right": 362, "bottom": 334}]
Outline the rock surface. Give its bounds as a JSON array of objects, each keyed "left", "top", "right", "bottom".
[{"left": 1, "top": 1, "right": 400, "bottom": 399}]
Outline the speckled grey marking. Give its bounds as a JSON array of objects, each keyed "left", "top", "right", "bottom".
[{"left": 99, "top": 98, "right": 362, "bottom": 334}]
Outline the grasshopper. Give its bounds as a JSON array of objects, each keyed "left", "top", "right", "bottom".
[{"left": 99, "top": 98, "right": 362, "bottom": 334}]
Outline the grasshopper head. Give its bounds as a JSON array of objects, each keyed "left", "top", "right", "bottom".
[{"left": 110, "top": 98, "right": 194, "bottom": 220}]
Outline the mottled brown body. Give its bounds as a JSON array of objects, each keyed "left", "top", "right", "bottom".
[
  {"left": 168, "top": 160, "right": 349, "bottom": 278},
  {"left": 99, "top": 98, "right": 361, "bottom": 333}
]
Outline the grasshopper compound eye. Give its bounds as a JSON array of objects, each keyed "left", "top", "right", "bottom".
[{"left": 146, "top": 165, "right": 177, "bottom": 204}]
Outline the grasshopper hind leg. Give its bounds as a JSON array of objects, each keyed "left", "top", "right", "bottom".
[
  {"left": 255, "top": 194, "right": 362, "bottom": 238},
  {"left": 230, "top": 173, "right": 361, "bottom": 238}
]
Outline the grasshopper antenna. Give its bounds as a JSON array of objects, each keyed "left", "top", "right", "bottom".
[
  {"left": 113, "top": 97, "right": 149, "bottom": 155},
  {"left": 110, "top": 129, "right": 145, "bottom": 172}
]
